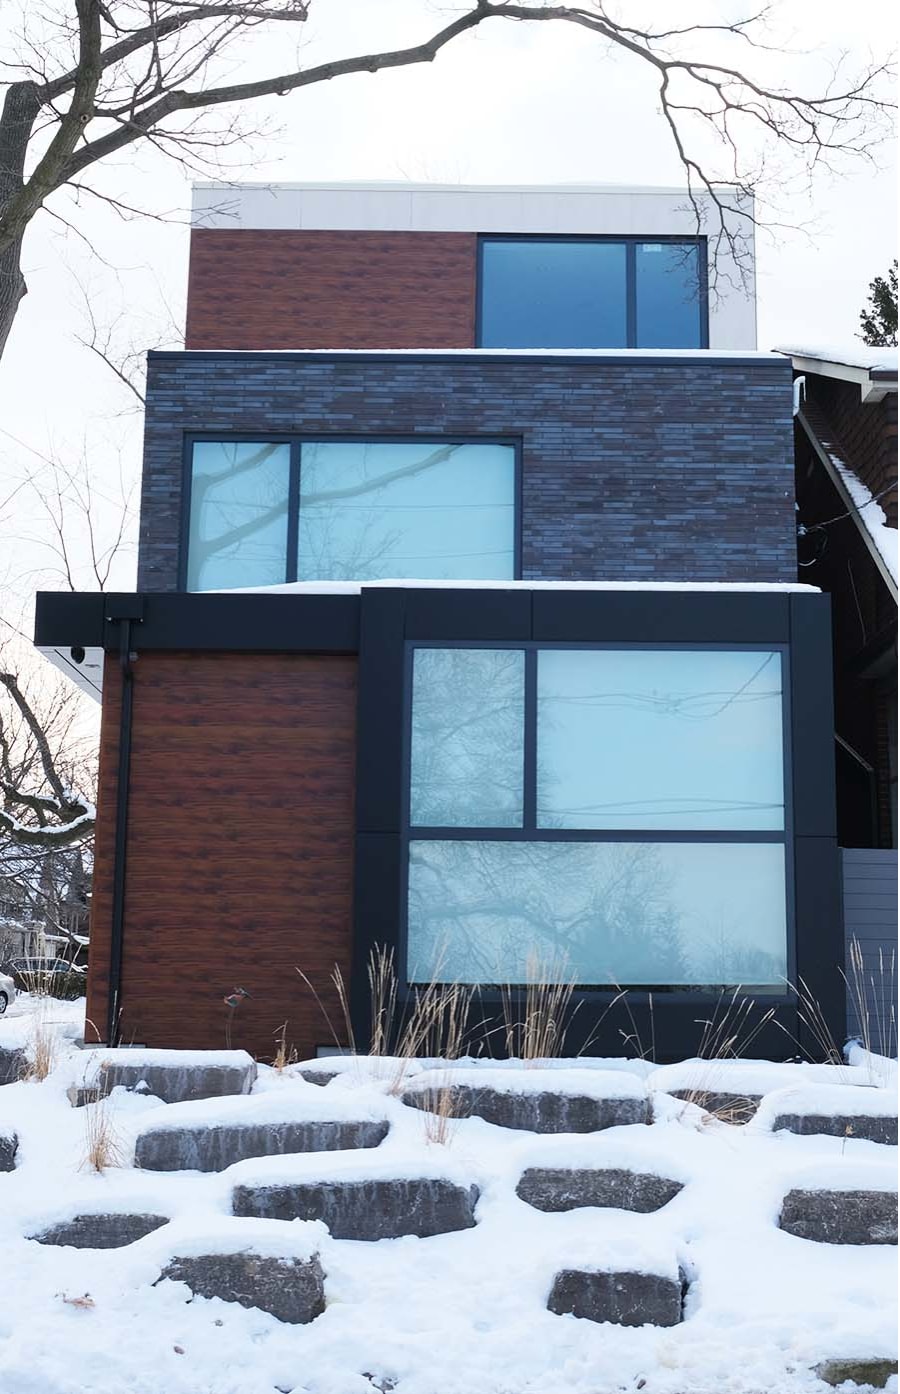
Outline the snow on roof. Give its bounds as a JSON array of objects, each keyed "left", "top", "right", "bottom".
[
  {"left": 172, "top": 346, "right": 778, "bottom": 361},
  {"left": 818, "top": 434, "right": 899, "bottom": 588},
  {"left": 776, "top": 343, "right": 898, "bottom": 377},
  {"left": 215, "top": 579, "right": 820, "bottom": 596}
]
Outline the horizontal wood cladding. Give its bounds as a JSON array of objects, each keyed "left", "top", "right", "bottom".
[
  {"left": 88, "top": 652, "right": 357, "bottom": 1060},
  {"left": 185, "top": 229, "right": 477, "bottom": 350}
]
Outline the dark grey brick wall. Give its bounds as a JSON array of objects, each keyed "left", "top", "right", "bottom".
[
  {"left": 137, "top": 352, "right": 796, "bottom": 590},
  {"left": 843, "top": 848, "right": 898, "bottom": 1051}
]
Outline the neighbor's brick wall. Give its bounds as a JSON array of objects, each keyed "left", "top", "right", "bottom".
[
  {"left": 185, "top": 230, "right": 478, "bottom": 349},
  {"left": 87, "top": 650, "right": 357, "bottom": 1060},
  {"left": 805, "top": 375, "right": 898, "bottom": 527},
  {"left": 137, "top": 353, "right": 797, "bottom": 589}
]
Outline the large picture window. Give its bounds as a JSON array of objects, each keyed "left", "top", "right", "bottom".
[
  {"left": 185, "top": 438, "right": 517, "bottom": 590},
  {"left": 405, "top": 645, "right": 789, "bottom": 991},
  {"left": 478, "top": 237, "right": 706, "bottom": 350}
]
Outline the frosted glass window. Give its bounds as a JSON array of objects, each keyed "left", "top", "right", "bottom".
[
  {"left": 410, "top": 649, "right": 524, "bottom": 827},
  {"left": 407, "top": 840, "right": 787, "bottom": 988},
  {"left": 636, "top": 243, "right": 703, "bottom": 348},
  {"left": 297, "top": 441, "right": 515, "bottom": 581},
  {"left": 479, "top": 240, "right": 628, "bottom": 349},
  {"left": 188, "top": 442, "right": 290, "bottom": 592},
  {"left": 537, "top": 650, "right": 784, "bottom": 831}
]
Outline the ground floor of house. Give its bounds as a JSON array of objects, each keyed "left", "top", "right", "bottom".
[{"left": 34, "top": 582, "right": 854, "bottom": 1062}]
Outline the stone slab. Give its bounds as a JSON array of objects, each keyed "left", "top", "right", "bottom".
[
  {"left": 135, "top": 1119, "right": 390, "bottom": 1172},
  {"left": 670, "top": 1089, "right": 761, "bottom": 1121},
  {"left": 32, "top": 1213, "right": 170, "bottom": 1249},
  {"left": 779, "top": 1189, "right": 897, "bottom": 1245},
  {"left": 159, "top": 1251, "right": 325, "bottom": 1324},
  {"left": 770, "top": 1112, "right": 897, "bottom": 1145},
  {"left": 79, "top": 1054, "right": 257, "bottom": 1104},
  {"left": 0, "top": 1046, "right": 25, "bottom": 1085},
  {"left": 814, "top": 1359, "right": 898, "bottom": 1388},
  {"left": 233, "top": 1177, "right": 479, "bottom": 1240},
  {"left": 517, "top": 1167, "right": 683, "bottom": 1214},
  {"left": 402, "top": 1084, "right": 650, "bottom": 1134},
  {"left": 0, "top": 1129, "right": 18, "bottom": 1172},
  {"left": 548, "top": 1269, "right": 683, "bottom": 1327}
]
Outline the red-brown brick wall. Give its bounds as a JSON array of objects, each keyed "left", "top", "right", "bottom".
[
  {"left": 184, "top": 229, "right": 478, "bottom": 349},
  {"left": 806, "top": 376, "right": 898, "bottom": 527},
  {"left": 86, "top": 651, "right": 357, "bottom": 1060}
]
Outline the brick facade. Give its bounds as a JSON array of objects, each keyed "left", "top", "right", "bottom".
[
  {"left": 137, "top": 351, "right": 797, "bottom": 590},
  {"left": 805, "top": 375, "right": 897, "bottom": 527},
  {"left": 184, "top": 230, "right": 477, "bottom": 350}
]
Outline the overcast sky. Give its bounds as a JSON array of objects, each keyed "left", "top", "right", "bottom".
[{"left": 0, "top": 0, "right": 896, "bottom": 634}]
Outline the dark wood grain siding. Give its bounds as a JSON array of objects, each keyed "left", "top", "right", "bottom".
[
  {"left": 87, "top": 652, "right": 357, "bottom": 1060},
  {"left": 185, "top": 230, "right": 477, "bottom": 350}
]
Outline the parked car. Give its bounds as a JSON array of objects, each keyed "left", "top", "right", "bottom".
[{"left": 0, "top": 971, "right": 16, "bottom": 1015}]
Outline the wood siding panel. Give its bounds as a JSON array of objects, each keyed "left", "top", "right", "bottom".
[
  {"left": 88, "top": 652, "right": 357, "bottom": 1060},
  {"left": 184, "top": 229, "right": 477, "bottom": 350}
]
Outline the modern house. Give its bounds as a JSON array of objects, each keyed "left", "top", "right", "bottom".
[{"left": 34, "top": 183, "right": 847, "bottom": 1063}]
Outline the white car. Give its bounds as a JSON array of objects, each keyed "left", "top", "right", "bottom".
[{"left": 0, "top": 971, "right": 16, "bottom": 1015}]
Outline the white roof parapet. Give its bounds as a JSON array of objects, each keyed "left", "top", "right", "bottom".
[{"left": 776, "top": 345, "right": 898, "bottom": 403}]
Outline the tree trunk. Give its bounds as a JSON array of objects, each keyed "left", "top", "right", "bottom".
[{"left": 0, "top": 83, "right": 41, "bottom": 361}]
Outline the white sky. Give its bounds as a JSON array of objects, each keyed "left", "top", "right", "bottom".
[{"left": 0, "top": 0, "right": 896, "bottom": 641}]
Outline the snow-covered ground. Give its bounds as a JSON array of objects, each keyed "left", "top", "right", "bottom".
[{"left": 0, "top": 997, "right": 896, "bottom": 1394}]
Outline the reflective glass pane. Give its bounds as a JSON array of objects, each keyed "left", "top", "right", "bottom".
[
  {"left": 537, "top": 650, "right": 784, "bottom": 830},
  {"left": 410, "top": 649, "right": 524, "bottom": 827},
  {"left": 407, "top": 840, "right": 787, "bottom": 987},
  {"left": 297, "top": 442, "right": 515, "bottom": 581},
  {"left": 479, "top": 240, "right": 627, "bottom": 348},
  {"left": 188, "top": 442, "right": 290, "bottom": 592},
  {"left": 635, "top": 242, "right": 703, "bottom": 348}
]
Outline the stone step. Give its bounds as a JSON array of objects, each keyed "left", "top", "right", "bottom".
[
  {"left": 135, "top": 1119, "right": 390, "bottom": 1172},
  {"left": 233, "top": 1176, "right": 479, "bottom": 1240},
  {"left": 0, "top": 1046, "right": 24, "bottom": 1085},
  {"left": 769, "top": 1111, "right": 897, "bottom": 1145},
  {"left": 0, "top": 1127, "right": 17, "bottom": 1172},
  {"left": 402, "top": 1069, "right": 650, "bottom": 1134},
  {"left": 814, "top": 1359, "right": 898, "bottom": 1389},
  {"left": 517, "top": 1167, "right": 683, "bottom": 1214},
  {"left": 779, "top": 1188, "right": 897, "bottom": 1245},
  {"left": 754, "top": 1085, "right": 898, "bottom": 1146},
  {"left": 31, "top": 1213, "right": 170, "bottom": 1249},
  {"left": 157, "top": 1251, "right": 325, "bottom": 1325},
  {"left": 548, "top": 1268, "right": 684, "bottom": 1327},
  {"left": 72, "top": 1049, "right": 257, "bottom": 1105},
  {"left": 669, "top": 1089, "right": 761, "bottom": 1122}
]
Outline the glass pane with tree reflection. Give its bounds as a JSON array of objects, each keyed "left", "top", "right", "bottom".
[
  {"left": 407, "top": 839, "right": 787, "bottom": 988},
  {"left": 410, "top": 648, "right": 524, "bottom": 827},
  {"left": 188, "top": 442, "right": 290, "bottom": 591},
  {"left": 297, "top": 441, "right": 515, "bottom": 581}
]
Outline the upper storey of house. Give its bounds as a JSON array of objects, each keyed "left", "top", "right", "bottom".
[{"left": 185, "top": 181, "right": 757, "bottom": 352}]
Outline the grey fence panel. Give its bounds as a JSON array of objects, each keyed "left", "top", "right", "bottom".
[{"left": 842, "top": 848, "right": 898, "bottom": 1056}]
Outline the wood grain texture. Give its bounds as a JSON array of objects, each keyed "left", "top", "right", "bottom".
[
  {"left": 87, "top": 652, "right": 357, "bottom": 1060},
  {"left": 185, "top": 229, "right": 478, "bottom": 350}
]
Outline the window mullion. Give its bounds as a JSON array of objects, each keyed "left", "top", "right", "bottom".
[
  {"left": 285, "top": 439, "right": 301, "bottom": 583},
  {"left": 523, "top": 647, "right": 537, "bottom": 831},
  {"left": 626, "top": 241, "right": 637, "bottom": 347}
]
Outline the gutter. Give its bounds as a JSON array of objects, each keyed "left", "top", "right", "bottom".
[{"left": 105, "top": 597, "right": 144, "bottom": 1044}]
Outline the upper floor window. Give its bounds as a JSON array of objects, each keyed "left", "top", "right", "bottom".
[
  {"left": 185, "top": 437, "right": 517, "bottom": 590},
  {"left": 478, "top": 237, "right": 706, "bottom": 350}
]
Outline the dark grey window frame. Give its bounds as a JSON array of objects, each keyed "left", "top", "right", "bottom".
[
  {"left": 400, "top": 638, "right": 795, "bottom": 997},
  {"left": 475, "top": 234, "right": 710, "bottom": 350},
  {"left": 178, "top": 433, "right": 524, "bottom": 591}
]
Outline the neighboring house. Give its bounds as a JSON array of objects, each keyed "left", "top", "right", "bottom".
[
  {"left": 34, "top": 183, "right": 844, "bottom": 1062},
  {"left": 779, "top": 345, "right": 898, "bottom": 1047}
]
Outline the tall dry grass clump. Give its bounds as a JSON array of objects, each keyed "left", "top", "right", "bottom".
[
  {"left": 843, "top": 937, "right": 897, "bottom": 1062},
  {"left": 80, "top": 1089, "right": 125, "bottom": 1171},
  {"left": 501, "top": 954, "right": 578, "bottom": 1063},
  {"left": 24, "top": 994, "right": 58, "bottom": 1082}
]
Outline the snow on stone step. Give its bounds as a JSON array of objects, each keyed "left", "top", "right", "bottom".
[
  {"left": 753, "top": 1083, "right": 898, "bottom": 1145},
  {"left": 69, "top": 1048, "right": 257, "bottom": 1104},
  {"left": 647, "top": 1057, "right": 875, "bottom": 1116},
  {"left": 133, "top": 1084, "right": 391, "bottom": 1172},
  {"left": 402, "top": 1067, "right": 650, "bottom": 1133}
]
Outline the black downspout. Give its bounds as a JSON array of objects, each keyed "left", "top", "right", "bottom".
[{"left": 105, "top": 598, "right": 143, "bottom": 1044}]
